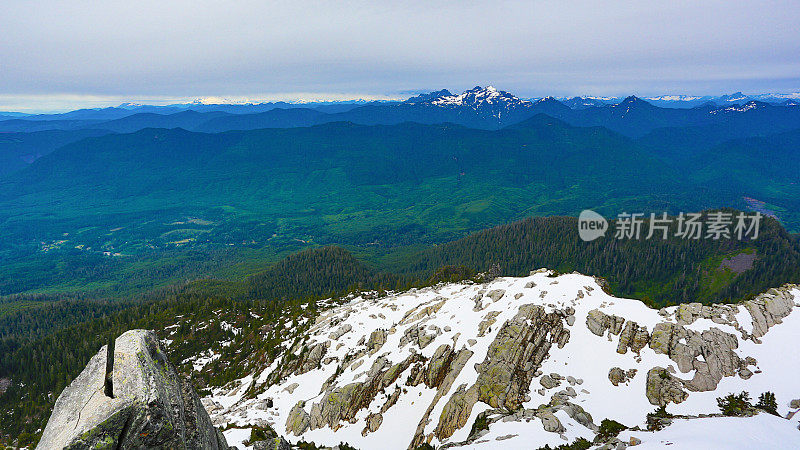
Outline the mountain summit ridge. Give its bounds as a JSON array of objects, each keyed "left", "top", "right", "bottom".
[{"left": 187, "top": 271, "right": 800, "bottom": 449}]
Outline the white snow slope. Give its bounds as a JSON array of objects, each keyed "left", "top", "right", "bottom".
[{"left": 205, "top": 270, "right": 800, "bottom": 450}]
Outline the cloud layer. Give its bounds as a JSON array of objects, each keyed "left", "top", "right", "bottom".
[{"left": 2, "top": 0, "right": 799, "bottom": 110}]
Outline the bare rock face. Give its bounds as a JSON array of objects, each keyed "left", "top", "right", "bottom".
[
  {"left": 408, "top": 347, "right": 473, "bottom": 448},
  {"left": 676, "top": 302, "right": 745, "bottom": 328},
  {"left": 432, "top": 384, "right": 480, "bottom": 440},
  {"left": 286, "top": 401, "right": 311, "bottom": 435},
  {"left": 536, "top": 409, "right": 564, "bottom": 433},
  {"left": 462, "top": 399, "right": 596, "bottom": 446},
  {"left": 361, "top": 412, "right": 383, "bottom": 436},
  {"left": 400, "top": 324, "right": 438, "bottom": 349},
  {"left": 329, "top": 323, "right": 353, "bottom": 340},
  {"left": 673, "top": 285, "right": 797, "bottom": 341},
  {"left": 273, "top": 341, "right": 330, "bottom": 384},
  {"left": 486, "top": 289, "right": 506, "bottom": 302},
  {"left": 472, "top": 304, "right": 567, "bottom": 410},
  {"left": 425, "top": 344, "right": 456, "bottom": 388},
  {"left": 37, "top": 330, "right": 228, "bottom": 450},
  {"left": 540, "top": 374, "right": 560, "bottom": 389},
  {"left": 253, "top": 438, "right": 291, "bottom": 450},
  {"left": 296, "top": 342, "right": 329, "bottom": 375}
]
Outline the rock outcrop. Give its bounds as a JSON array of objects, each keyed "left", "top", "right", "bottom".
[
  {"left": 648, "top": 322, "right": 750, "bottom": 391},
  {"left": 366, "top": 328, "right": 388, "bottom": 353},
  {"left": 288, "top": 353, "right": 425, "bottom": 435},
  {"left": 616, "top": 321, "right": 650, "bottom": 354},
  {"left": 745, "top": 287, "right": 796, "bottom": 340},
  {"left": 37, "top": 330, "right": 228, "bottom": 450},
  {"left": 645, "top": 367, "right": 688, "bottom": 407},
  {"left": 586, "top": 309, "right": 625, "bottom": 337},
  {"left": 608, "top": 367, "right": 637, "bottom": 386},
  {"left": 669, "top": 285, "right": 797, "bottom": 342},
  {"left": 433, "top": 304, "right": 568, "bottom": 440}
]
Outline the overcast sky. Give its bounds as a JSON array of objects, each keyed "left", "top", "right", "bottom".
[{"left": 2, "top": 0, "right": 799, "bottom": 111}]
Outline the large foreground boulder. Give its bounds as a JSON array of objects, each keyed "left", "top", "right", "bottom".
[{"left": 37, "top": 330, "right": 229, "bottom": 449}]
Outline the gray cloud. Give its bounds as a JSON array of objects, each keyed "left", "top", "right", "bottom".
[{"left": 2, "top": 0, "right": 799, "bottom": 110}]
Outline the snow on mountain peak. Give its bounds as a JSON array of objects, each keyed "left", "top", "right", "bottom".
[
  {"left": 721, "top": 92, "right": 748, "bottom": 102},
  {"left": 645, "top": 95, "right": 702, "bottom": 102},
  {"left": 709, "top": 100, "right": 766, "bottom": 115},
  {"left": 430, "top": 86, "right": 528, "bottom": 109}
]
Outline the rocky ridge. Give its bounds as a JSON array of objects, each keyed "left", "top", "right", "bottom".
[{"left": 200, "top": 271, "right": 800, "bottom": 449}]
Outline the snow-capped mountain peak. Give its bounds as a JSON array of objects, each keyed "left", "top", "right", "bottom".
[
  {"left": 534, "top": 96, "right": 558, "bottom": 103},
  {"left": 429, "top": 86, "right": 530, "bottom": 109},
  {"left": 644, "top": 95, "right": 702, "bottom": 102}
]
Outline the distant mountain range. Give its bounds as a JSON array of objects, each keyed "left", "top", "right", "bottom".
[
  {"left": 559, "top": 91, "right": 800, "bottom": 108},
  {"left": 2, "top": 88, "right": 797, "bottom": 119},
  {"left": 2, "top": 86, "right": 799, "bottom": 137}
]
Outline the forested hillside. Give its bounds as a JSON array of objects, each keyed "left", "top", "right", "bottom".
[
  {"left": 396, "top": 213, "right": 800, "bottom": 305},
  {"left": 2, "top": 116, "right": 799, "bottom": 299}
]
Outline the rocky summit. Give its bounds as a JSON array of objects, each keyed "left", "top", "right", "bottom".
[
  {"left": 37, "top": 330, "right": 229, "bottom": 449},
  {"left": 195, "top": 271, "right": 800, "bottom": 449}
]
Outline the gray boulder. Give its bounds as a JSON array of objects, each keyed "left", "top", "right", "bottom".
[
  {"left": 536, "top": 409, "right": 564, "bottom": 433},
  {"left": 486, "top": 289, "right": 506, "bottom": 302},
  {"left": 586, "top": 309, "right": 625, "bottom": 337},
  {"left": 540, "top": 374, "right": 560, "bottom": 389},
  {"left": 645, "top": 367, "right": 688, "bottom": 407},
  {"left": 608, "top": 367, "right": 630, "bottom": 386},
  {"left": 37, "top": 330, "right": 228, "bottom": 450}
]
